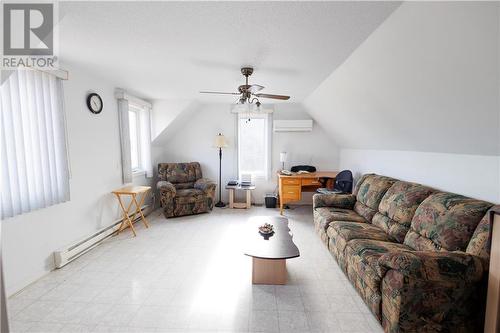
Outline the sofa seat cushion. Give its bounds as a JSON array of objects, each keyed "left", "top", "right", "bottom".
[
  {"left": 174, "top": 182, "right": 195, "bottom": 190},
  {"left": 404, "top": 192, "right": 493, "bottom": 252},
  {"left": 314, "top": 207, "right": 367, "bottom": 231},
  {"left": 174, "top": 188, "right": 205, "bottom": 204},
  {"left": 345, "top": 239, "right": 413, "bottom": 290},
  {"left": 327, "top": 222, "right": 393, "bottom": 273},
  {"left": 328, "top": 221, "right": 393, "bottom": 242}
]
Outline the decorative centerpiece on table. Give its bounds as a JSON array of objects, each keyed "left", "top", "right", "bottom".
[{"left": 258, "top": 223, "right": 274, "bottom": 235}]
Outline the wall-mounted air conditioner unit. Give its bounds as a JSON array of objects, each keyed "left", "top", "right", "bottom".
[{"left": 273, "top": 120, "right": 313, "bottom": 132}]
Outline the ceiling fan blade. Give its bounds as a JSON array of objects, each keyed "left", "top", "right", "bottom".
[
  {"left": 200, "top": 91, "right": 240, "bottom": 95},
  {"left": 254, "top": 93, "right": 290, "bottom": 100},
  {"left": 248, "top": 85, "right": 264, "bottom": 93}
]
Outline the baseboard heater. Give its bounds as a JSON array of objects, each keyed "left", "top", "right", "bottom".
[{"left": 53, "top": 204, "right": 151, "bottom": 268}]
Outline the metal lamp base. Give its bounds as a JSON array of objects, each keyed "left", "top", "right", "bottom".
[{"left": 215, "top": 201, "right": 226, "bottom": 208}]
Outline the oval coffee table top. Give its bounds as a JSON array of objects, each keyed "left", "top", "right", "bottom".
[{"left": 243, "top": 216, "right": 300, "bottom": 260}]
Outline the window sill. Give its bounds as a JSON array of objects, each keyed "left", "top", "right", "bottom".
[{"left": 132, "top": 170, "right": 146, "bottom": 178}]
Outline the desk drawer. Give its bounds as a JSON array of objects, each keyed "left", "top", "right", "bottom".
[
  {"left": 302, "top": 178, "right": 321, "bottom": 186},
  {"left": 281, "top": 185, "right": 301, "bottom": 201},
  {"left": 281, "top": 178, "right": 300, "bottom": 186}
]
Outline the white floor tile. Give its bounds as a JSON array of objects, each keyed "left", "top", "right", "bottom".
[
  {"left": 249, "top": 310, "right": 279, "bottom": 332},
  {"left": 8, "top": 206, "right": 382, "bottom": 333}
]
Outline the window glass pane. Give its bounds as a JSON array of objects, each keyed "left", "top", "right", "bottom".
[
  {"left": 238, "top": 116, "right": 267, "bottom": 178},
  {"left": 129, "top": 110, "right": 139, "bottom": 170}
]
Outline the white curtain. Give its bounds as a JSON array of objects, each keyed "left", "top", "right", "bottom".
[
  {"left": 0, "top": 69, "right": 70, "bottom": 219},
  {"left": 117, "top": 98, "right": 132, "bottom": 184}
]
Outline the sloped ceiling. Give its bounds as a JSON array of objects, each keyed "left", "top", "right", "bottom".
[
  {"left": 59, "top": 1, "right": 400, "bottom": 102},
  {"left": 304, "top": 1, "right": 500, "bottom": 156}
]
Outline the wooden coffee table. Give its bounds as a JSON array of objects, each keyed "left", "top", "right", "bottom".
[{"left": 244, "top": 216, "right": 300, "bottom": 285}]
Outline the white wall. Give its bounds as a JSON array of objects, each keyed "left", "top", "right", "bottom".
[
  {"left": 152, "top": 103, "right": 339, "bottom": 204},
  {"left": 304, "top": 2, "right": 499, "bottom": 156},
  {"left": 151, "top": 99, "right": 195, "bottom": 140},
  {"left": 340, "top": 149, "right": 499, "bottom": 203},
  {"left": 3, "top": 65, "right": 152, "bottom": 296},
  {"left": 304, "top": 2, "right": 500, "bottom": 203}
]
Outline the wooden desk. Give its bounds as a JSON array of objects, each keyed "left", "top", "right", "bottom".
[
  {"left": 278, "top": 171, "right": 338, "bottom": 215},
  {"left": 112, "top": 186, "right": 151, "bottom": 237}
]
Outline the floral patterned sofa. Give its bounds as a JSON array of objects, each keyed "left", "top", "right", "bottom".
[
  {"left": 157, "top": 162, "right": 216, "bottom": 218},
  {"left": 313, "top": 173, "right": 496, "bottom": 332}
]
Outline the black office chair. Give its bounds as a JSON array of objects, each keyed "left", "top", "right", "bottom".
[
  {"left": 332, "top": 170, "right": 353, "bottom": 193},
  {"left": 316, "top": 169, "right": 353, "bottom": 194}
]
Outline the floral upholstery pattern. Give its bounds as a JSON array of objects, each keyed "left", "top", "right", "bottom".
[
  {"left": 313, "top": 173, "right": 495, "bottom": 332},
  {"left": 157, "top": 162, "right": 215, "bottom": 218},
  {"left": 353, "top": 175, "right": 397, "bottom": 221},
  {"left": 404, "top": 192, "right": 493, "bottom": 252},
  {"left": 314, "top": 207, "right": 366, "bottom": 232},
  {"left": 466, "top": 207, "right": 500, "bottom": 267},
  {"left": 313, "top": 193, "right": 356, "bottom": 209},
  {"left": 373, "top": 181, "right": 435, "bottom": 243},
  {"left": 327, "top": 221, "right": 393, "bottom": 271},
  {"left": 345, "top": 239, "right": 412, "bottom": 320}
]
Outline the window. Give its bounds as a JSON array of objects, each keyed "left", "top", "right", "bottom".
[
  {"left": 128, "top": 107, "right": 140, "bottom": 171},
  {"left": 237, "top": 113, "right": 271, "bottom": 180},
  {"left": 116, "top": 91, "right": 153, "bottom": 183},
  {"left": 0, "top": 69, "right": 70, "bottom": 219}
]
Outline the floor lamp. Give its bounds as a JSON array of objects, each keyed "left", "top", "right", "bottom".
[{"left": 214, "top": 133, "right": 228, "bottom": 207}]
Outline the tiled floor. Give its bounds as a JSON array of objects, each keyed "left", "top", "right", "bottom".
[{"left": 8, "top": 206, "right": 383, "bottom": 333}]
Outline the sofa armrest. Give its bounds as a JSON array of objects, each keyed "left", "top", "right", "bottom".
[
  {"left": 194, "top": 178, "right": 216, "bottom": 194},
  {"left": 378, "top": 250, "right": 483, "bottom": 283},
  {"left": 312, "top": 193, "right": 356, "bottom": 210},
  {"left": 157, "top": 180, "right": 176, "bottom": 197}
]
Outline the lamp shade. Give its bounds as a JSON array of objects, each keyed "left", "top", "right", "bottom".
[
  {"left": 279, "top": 152, "right": 287, "bottom": 163},
  {"left": 214, "top": 133, "right": 228, "bottom": 148}
]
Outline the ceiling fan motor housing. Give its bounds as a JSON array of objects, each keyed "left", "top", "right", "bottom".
[{"left": 241, "top": 67, "right": 254, "bottom": 77}]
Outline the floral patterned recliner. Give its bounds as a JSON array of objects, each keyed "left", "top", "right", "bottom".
[{"left": 157, "top": 162, "right": 216, "bottom": 218}]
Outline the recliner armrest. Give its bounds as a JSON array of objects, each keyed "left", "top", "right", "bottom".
[
  {"left": 157, "top": 180, "right": 176, "bottom": 196},
  {"left": 194, "top": 178, "right": 216, "bottom": 193},
  {"left": 312, "top": 193, "right": 356, "bottom": 210},
  {"left": 378, "top": 250, "right": 483, "bottom": 283}
]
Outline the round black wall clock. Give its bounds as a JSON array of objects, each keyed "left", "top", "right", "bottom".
[{"left": 86, "top": 93, "right": 103, "bottom": 114}]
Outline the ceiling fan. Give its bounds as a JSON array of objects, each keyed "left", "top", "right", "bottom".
[{"left": 200, "top": 67, "right": 290, "bottom": 108}]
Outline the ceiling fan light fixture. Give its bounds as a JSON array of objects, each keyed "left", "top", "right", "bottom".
[{"left": 230, "top": 102, "right": 273, "bottom": 114}]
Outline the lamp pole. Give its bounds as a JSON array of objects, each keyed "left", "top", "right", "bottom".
[{"left": 215, "top": 146, "right": 225, "bottom": 207}]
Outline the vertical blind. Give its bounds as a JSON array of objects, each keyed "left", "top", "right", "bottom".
[{"left": 0, "top": 69, "right": 70, "bottom": 219}]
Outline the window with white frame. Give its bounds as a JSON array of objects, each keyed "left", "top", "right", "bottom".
[
  {"left": 237, "top": 113, "right": 271, "bottom": 180},
  {"left": 127, "top": 102, "right": 152, "bottom": 176},
  {"left": 116, "top": 89, "right": 153, "bottom": 183}
]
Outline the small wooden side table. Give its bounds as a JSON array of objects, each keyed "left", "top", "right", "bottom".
[
  {"left": 226, "top": 184, "right": 255, "bottom": 209},
  {"left": 112, "top": 186, "right": 151, "bottom": 237}
]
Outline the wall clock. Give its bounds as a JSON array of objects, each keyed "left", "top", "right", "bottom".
[{"left": 86, "top": 93, "right": 103, "bottom": 114}]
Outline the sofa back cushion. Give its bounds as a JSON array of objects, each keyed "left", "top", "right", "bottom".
[
  {"left": 158, "top": 162, "right": 202, "bottom": 184},
  {"left": 372, "top": 181, "right": 435, "bottom": 243},
  {"left": 353, "top": 174, "right": 397, "bottom": 222},
  {"left": 466, "top": 207, "right": 499, "bottom": 267},
  {"left": 404, "top": 192, "right": 493, "bottom": 252}
]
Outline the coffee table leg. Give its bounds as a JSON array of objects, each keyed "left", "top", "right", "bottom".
[
  {"left": 252, "top": 258, "right": 287, "bottom": 285},
  {"left": 246, "top": 190, "right": 251, "bottom": 209},
  {"left": 229, "top": 189, "right": 234, "bottom": 209}
]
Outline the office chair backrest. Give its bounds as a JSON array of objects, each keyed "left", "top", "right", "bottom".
[{"left": 334, "top": 170, "right": 353, "bottom": 193}]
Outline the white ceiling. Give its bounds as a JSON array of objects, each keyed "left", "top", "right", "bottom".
[{"left": 59, "top": 1, "right": 400, "bottom": 102}]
